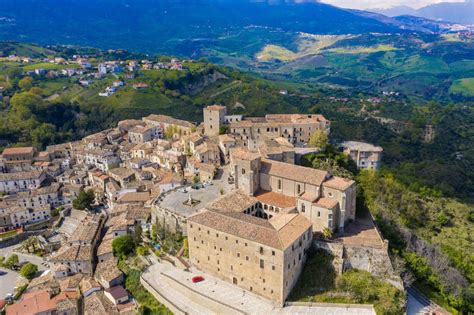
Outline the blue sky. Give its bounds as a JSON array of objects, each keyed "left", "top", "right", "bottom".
[{"left": 320, "top": 0, "right": 464, "bottom": 9}]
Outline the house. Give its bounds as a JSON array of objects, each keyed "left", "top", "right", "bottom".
[
  {"left": 79, "top": 277, "right": 101, "bottom": 298},
  {"left": 94, "top": 258, "right": 124, "bottom": 289},
  {"left": 0, "top": 171, "right": 46, "bottom": 193},
  {"left": 104, "top": 286, "right": 129, "bottom": 305},
  {"left": 340, "top": 141, "right": 383, "bottom": 170}
]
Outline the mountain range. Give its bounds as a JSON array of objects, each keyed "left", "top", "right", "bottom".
[
  {"left": 0, "top": 0, "right": 458, "bottom": 55},
  {"left": 370, "top": 1, "right": 474, "bottom": 24}
]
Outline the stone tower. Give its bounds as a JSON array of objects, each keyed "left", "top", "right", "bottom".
[{"left": 203, "top": 105, "right": 227, "bottom": 137}]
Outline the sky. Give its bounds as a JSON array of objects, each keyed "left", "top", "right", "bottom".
[{"left": 319, "top": 0, "right": 464, "bottom": 9}]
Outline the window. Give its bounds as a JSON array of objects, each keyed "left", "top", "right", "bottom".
[
  {"left": 259, "top": 247, "right": 264, "bottom": 254},
  {"left": 242, "top": 168, "right": 245, "bottom": 175},
  {"left": 260, "top": 259, "right": 264, "bottom": 269},
  {"left": 190, "top": 224, "right": 193, "bottom": 228},
  {"left": 235, "top": 240, "right": 238, "bottom": 244},
  {"left": 216, "top": 233, "right": 219, "bottom": 238},
  {"left": 297, "top": 184, "right": 301, "bottom": 194},
  {"left": 272, "top": 266, "right": 275, "bottom": 271},
  {"left": 237, "top": 253, "right": 240, "bottom": 258},
  {"left": 317, "top": 211, "right": 321, "bottom": 217},
  {"left": 328, "top": 192, "right": 333, "bottom": 198},
  {"left": 278, "top": 179, "right": 282, "bottom": 190},
  {"left": 272, "top": 250, "right": 275, "bottom": 256},
  {"left": 225, "top": 236, "right": 228, "bottom": 240},
  {"left": 246, "top": 256, "right": 249, "bottom": 261},
  {"left": 301, "top": 204, "right": 305, "bottom": 213}
]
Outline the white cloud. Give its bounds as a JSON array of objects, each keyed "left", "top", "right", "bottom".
[{"left": 320, "top": 0, "right": 465, "bottom": 10}]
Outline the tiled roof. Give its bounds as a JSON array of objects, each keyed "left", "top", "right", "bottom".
[
  {"left": 95, "top": 258, "right": 123, "bottom": 282},
  {"left": 260, "top": 159, "right": 328, "bottom": 187},
  {"left": 254, "top": 190, "right": 296, "bottom": 209},
  {"left": 229, "top": 147, "right": 260, "bottom": 161},
  {"left": 2, "top": 146, "right": 35, "bottom": 156},
  {"left": 6, "top": 290, "right": 56, "bottom": 315},
  {"left": 314, "top": 197, "right": 339, "bottom": 209},
  {"left": 144, "top": 114, "right": 195, "bottom": 128},
  {"left": 209, "top": 190, "right": 257, "bottom": 213},
  {"left": 322, "top": 176, "right": 355, "bottom": 191},
  {"left": 205, "top": 105, "right": 226, "bottom": 111},
  {"left": 189, "top": 208, "right": 310, "bottom": 250}
]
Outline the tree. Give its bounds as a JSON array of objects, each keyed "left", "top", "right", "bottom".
[
  {"left": 134, "top": 223, "right": 143, "bottom": 247},
  {"left": 73, "top": 189, "right": 95, "bottom": 210},
  {"left": 112, "top": 235, "right": 135, "bottom": 260},
  {"left": 219, "top": 125, "right": 229, "bottom": 135},
  {"left": 4, "top": 254, "right": 19, "bottom": 269},
  {"left": 308, "top": 129, "right": 328, "bottom": 149},
  {"left": 312, "top": 158, "right": 354, "bottom": 179},
  {"left": 18, "top": 76, "right": 33, "bottom": 90},
  {"left": 21, "top": 236, "right": 40, "bottom": 254},
  {"left": 192, "top": 175, "right": 200, "bottom": 184},
  {"left": 322, "top": 227, "right": 333, "bottom": 239},
  {"left": 19, "top": 262, "right": 38, "bottom": 280}
]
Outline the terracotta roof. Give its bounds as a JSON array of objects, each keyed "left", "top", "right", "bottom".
[
  {"left": 230, "top": 147, "right": 260, "bottom": 161},
  {"left": 144, "top": 114, "right": 195, "bottom": 128},
  {"left": 95, "top": 258, "right": 123, "bottom": 282},
  {"left": 209, "top": 190, "right": 257, "bottom": 213},
  {"left": 105, "top": 285, "right": 128, "bottom": 300},
  {"left": 0, "top": 171, "right": 43, "bottom": 181},
  {"left": 298, "top": 191, "right": 318, "bottom": 202},
  {"left": 117, "top": 192, "right": 150, "bottom": 203},
  {"left": 254, "top": 190, "right": 296, "bottom": 208},
  {"left": 260, "top": 159, "right": 328, "bottom": 187},
  {"left": 322, "top": 176, "right": 355, "bottom": 191},
  {"left": 2, "top": 147, "right": 35, "bottom": 156},
  {"left": 84, "top": 291, "right": 117, "bottom": 315},
  {"left": 218, "top": 134, "right": 235, "bottom": 143},
  {"left": 205, "top": 105, "right": 226, "bottom": 111},
  {"left": 189, "top": 208, "right": 310, "bottom": 250},
  {"left": 6, "top": 290, "right": 56, "bottom": 315},
  {"left": 314, "top": 197, "right": 339, "bottom": 209},
  {"left": 189, "top": 209, "right": 282, "bottom": 248},
  {"left": 341, "top": 141, "right": 382, "bottom": 152}
]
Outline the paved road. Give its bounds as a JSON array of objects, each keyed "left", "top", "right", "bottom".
[
  {"left": 143, "top": 258, "right": 376, "bottom": 315},
  {"left": 406, "top": 287, "right": 436, "bottom": 315},
  {"left": 2, "top": 244, "right": 49, "bottom": 271},
  {"left": 0, "top": 267, "right": 22, "bottom": 299}
]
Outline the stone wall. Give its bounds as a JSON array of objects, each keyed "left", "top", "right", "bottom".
[
  {"left": 151, "top": 205, "right": 187, "bottom": 235},
  {"left": 313, "top": 240, "right": 404, "bottom": 290}
]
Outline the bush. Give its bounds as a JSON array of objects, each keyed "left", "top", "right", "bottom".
[
  {"left": 136, "top": 246, "right": 149, "bottom": 256},
  {"left": 112, "top": 235, "right": 135, "bottom": 260},
  {"left": 4, "top": 254, "right": 19, "bottom": 269},
  {"left": 124, "top": 269, "right": 172, "bottom": 314},
  {"left": 19, "top": 262, "right": 38, "bottom": 280}
]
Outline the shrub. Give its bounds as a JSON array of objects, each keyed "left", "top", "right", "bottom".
[
  {"left": 19, "top": 263, "right": 38, "bottom": 280},
  {"left": 112, "top": 235, "right": 135, "bottom": 260}
]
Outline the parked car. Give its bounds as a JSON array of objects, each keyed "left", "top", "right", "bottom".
[
  {"left": 192, "top": 276, "right": 205, "bottom": 283},
  {"left": 0, "top": 270, "right": 7, "bottom": 276}
]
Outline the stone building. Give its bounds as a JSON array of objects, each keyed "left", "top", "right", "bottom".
[
  {"left": 340, "top": 141, "right": 383, "bottom": 170},
  {"left": 230, "top": 148, "right": 356, "bottom": 233},
  {"left": 228, "top": 113, "right": 330, "bottom": 146},
  {"left": 187, "top": 189, "right": 312, "bottom": 306},
  {"left": 203, "top": 105, "right": 227, "bottom": 136}
]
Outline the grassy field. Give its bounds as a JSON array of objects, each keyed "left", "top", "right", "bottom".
[
  {"left": 0, "top": 230, "right": 18, "bottom": 240},
  {"left": 326, "top": 44, "right": 397, "bottom": 54},
  {"left": 449, "top": 78, "right": 474, "bottom": 97},
  {"left": 23, "top": 62, "right": 79, "bottom": 71}
]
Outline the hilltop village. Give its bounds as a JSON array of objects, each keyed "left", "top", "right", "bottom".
[{"left": 0, "top": 105, "right": 391, "bottom": 314}]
